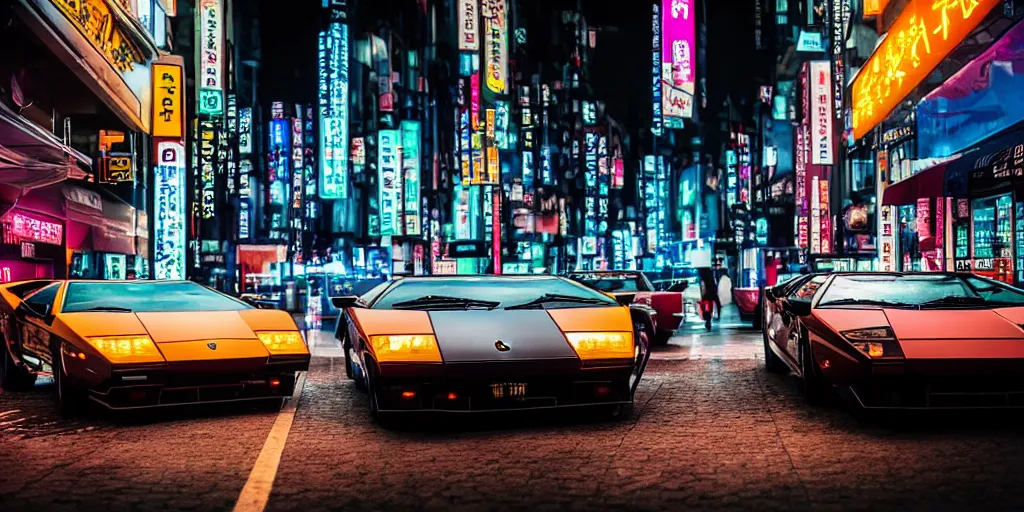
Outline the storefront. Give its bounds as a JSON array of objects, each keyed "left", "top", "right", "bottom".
[{"left": 63, "top": 184, "right": 139, "bottom": 280}]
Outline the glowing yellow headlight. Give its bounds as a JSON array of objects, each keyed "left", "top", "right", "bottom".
[
  {"left": 86, "top": 335, "right": 164, "bottom": 364},
  {"left": 257, "top": 331, "right": 308, "bottom": 355},
  {"left": 565, "top": 332, "right": 634, "bottom": 360},
  {"left": 369, "top": 335, "right": 442, "bottom": 363}
]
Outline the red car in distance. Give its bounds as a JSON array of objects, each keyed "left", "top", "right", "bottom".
[{"left": 567, "top": 271, "right": 685, "bottom": 345}]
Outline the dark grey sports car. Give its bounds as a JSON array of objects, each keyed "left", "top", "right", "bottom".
[{"left": 332, "top": 275, "right": 650, "bottom": 421}]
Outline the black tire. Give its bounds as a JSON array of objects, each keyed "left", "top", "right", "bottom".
[
  {"left": 608, "top": 403, "right": 634, "bottom": 421},
  {"left": 763, "top": 332, "right": 788, "bottom": 374},
  {"left": 343, "top": 342, "right": 354, "bottom": 380},
  {"left": 51, "top": 344, "right": 86, "bottom": 417},
  {"left": 1, "top": 343, "right": 36, "bottom": 391},
  {"left": 799, "top": 332, "right": 829, "bottom": 405},
  {"left": 364, "top": 365, "right": 397, "bottom": 426}
]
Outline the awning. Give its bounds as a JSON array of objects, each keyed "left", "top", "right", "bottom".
[
  {"left": 881, "top": 162, "right": 949, "bottom": 206},
  {"left": 0, "top": 102, "right": 91, "bottom": 189},
  {"left": 945, "top": 129, "right": 1024, "bottom": 197},
  {"left": 62, "top": 184, "right": 136, "bottom": 255}
]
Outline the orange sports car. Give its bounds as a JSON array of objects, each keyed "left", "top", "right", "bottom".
[
  {"left": 333, "top": 275, "right": 650, "bottom": 421},
  {"left": 762, "top": 272, "right": 1024, "bottom": 410},
  {"left": 0, "top": 280, "right": 309, "bottom": 414}
]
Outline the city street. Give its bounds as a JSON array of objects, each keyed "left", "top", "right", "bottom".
[{"left": 3, "top": 314, "right": 1024, "bottom": 511}]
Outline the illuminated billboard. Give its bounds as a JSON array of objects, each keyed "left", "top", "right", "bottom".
[
  {"left": 661, "top": 0, "right": 695, "bottom": 121},
  {"left": 917, "top": 19, "right": 1024, "bottom": 159},
  {"left": 651, "top": 2, "right": 663, "bottom": 135},
  {"left": 401, "top": 121, "right": 422, "bottom": 236},
  {"left": 152, "top": 64, "right": 183, "bottom": 139},
  {"left": 851, "top": 0, "right": 1000, "bottom": 140},
  {"left": 459, "top": 0, "right": 479, "bottom": 51},
  {"left": 319, "top": 21, "right": 349, "bottom": 199},
  {"left": 154, "top": 141, "right": 186, "bottom": 280},
  {"left": 378, "top": 129, "right": 399, "bottom": 235},
  {"left": 197, "top": 0, "right": 223, "bottom": 115},
  {"left": 483, "top": 0, "right": 508, "bottom": 94},
  {"left": 809, "top": 61, "right": 833, "bottom": 165}
]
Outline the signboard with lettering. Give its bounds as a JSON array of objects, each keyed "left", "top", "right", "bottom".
[
  {"left": 458, "top": 0, "right": 479, "bottom": 51},
  {"left": 154, "top": 141, "right": 186, "bottom": 279},
  {"left": 101, "top": 153, "right": 134, "bottom": 183},
  {"left": 448, "top": 241, "right": 488, "bottom": 258},
  {"left": 661, "top": 0, "right": 696, "bottom": 120},
  {"left": 809, "top": 61, "right": 833, "bottom": 165},
  {"left": 197, "top": 0, "right": 224, "bottom": 115},
  {"left": 483, "top": 0, "right": 508, "bottom": 94},
  {"left": 153, "top": 64, "right": 183, "bottom": 138},
  {"left": 378, "top": 130, "right": 399, "bottom": 235},
  {"left": 7, "top": 213, "right": 62, "bottom": 245},
  {"left": 52, "top": 0, "right": 145, "bottom": 73},
  {"left": 851, "top": 0, "right": 1000, "bottom": 140}
]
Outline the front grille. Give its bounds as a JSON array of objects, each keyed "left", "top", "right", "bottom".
[
  {"left": 375, "top": 377, "right": 629, "bottom": 412},
  {"left": 852, "top": 377, "right": 1024, "bottom": 409}
]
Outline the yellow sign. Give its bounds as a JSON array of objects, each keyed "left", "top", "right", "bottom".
[
  {"left": 51, "top": 0, "right": 146, "bottom": 73},
  {"left": 851, "top": 0, "right": 999, "bottom": 140},
  {"left": 101, "top": 154, "right": 134, "bottom": 183},
  {"left": 152, "top": 64, "right": 183, "bottom": 139},
  {"left": 486, "top": 109, "right": 496, "bottom": 140},
  {"left": 486, "top": 147, "right": 499, "bottom": 184},
  {"left": 863, "top": 0, "right": 890, "bottom": 17}
]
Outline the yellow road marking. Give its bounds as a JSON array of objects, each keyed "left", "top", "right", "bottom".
[{"left": 233, "top": 372, "right": 307, "bottom": 512}]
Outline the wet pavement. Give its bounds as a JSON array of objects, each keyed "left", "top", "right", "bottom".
[{"left": 4, "top": 312, "right": 1024, "bottom": 511}]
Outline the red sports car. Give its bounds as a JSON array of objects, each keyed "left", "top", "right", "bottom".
[
  {"left": 567, "top": 271, "right": 685, "bottom": 345},
  {"left": 762, "top": 272, "right": 1024, "bottom": 410}
]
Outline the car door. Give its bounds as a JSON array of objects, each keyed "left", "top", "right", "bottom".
[
  {"left": 14, "top": 282, "right": 61, "bottom": 370},
  {"left": 773, "top": 275, "right": 827, "bottom": 366},
  {"left": 764, "top": 275, "right": 808, "bottom": 348}
]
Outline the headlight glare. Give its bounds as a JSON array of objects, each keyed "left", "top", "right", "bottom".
[
  {"left": 841, "top": 327, "right": 903, "bottom": 359},
  {"left": 565, "top": 332, "right": 634, "bottom": 360},
  {"left": 369, "top": 335, "right": 442, "bottom": 363},
  {"left": 86, "top": 335, "right": 164, "bottom": 363},
  {"left": 257, "top": 331, "right": 308, "bottom": 355}
]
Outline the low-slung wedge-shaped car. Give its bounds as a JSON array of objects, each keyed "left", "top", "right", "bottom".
[
  {"left": 333, "top": 275, "right": 650, "bottom": 421},
  {"left": 762, "top": 272, "right": 1024, "bottom": 410},
  {"left": 0, "top": 280, "right": 310, "bottom": 413}
]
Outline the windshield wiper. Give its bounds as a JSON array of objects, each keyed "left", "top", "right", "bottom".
[
  {"left": 391, "top": 295, "right": 500, "bottom": 311},
  {"left": 817, "top": 298, "right": 903, "bottom": 308},
  {"left": 505, "top": 293, "right": 613, "bottom": 310},
  {"left": 79, "top": 306, "right": 134, "bottom": 312},
  {"left": 919, "top": 296, "right": 987, "bottom": 307}
]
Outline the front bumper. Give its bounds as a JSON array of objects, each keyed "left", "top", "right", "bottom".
[
  {"left": 845, "top": 373, "right": 1024, "bottom": 410},
  {"left": 373, "top": 365, "right": 635, "bottom": 413},
  {"left": 84, "top": 356, "right": 309, "bottom": 410}
]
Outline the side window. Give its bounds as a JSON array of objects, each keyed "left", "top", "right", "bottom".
[
  {"left": 7, "top": 281, "right": 54, "bottom": 300},
  {"left": 965, "top": 276, "right": 1024, "bottom": 304},
  {"left": 790, "top": 275, "right": 827, "bottom": 301},
  {"left": 361, "top": 281, "right": 392, "bottom": 305},
  {"left": 23, "top": 283, "right": 60, "bottom": 313}
]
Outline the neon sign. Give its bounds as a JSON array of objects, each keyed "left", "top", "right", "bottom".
[
  {"left": 8, "top": 213, "right": 61, "bottom": 245},
  {"left": 851, "top": 0, "right": 999, "bottom": 140},
  {"left": 378, "top": 129, "right": 399, "bottom": 235},
  {"left": 154, "top": 141, "right": 186, "bottom": 279}
]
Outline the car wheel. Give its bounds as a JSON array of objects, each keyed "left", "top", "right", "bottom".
[
  {"left": 1, "top": 343, "right": 36, "bottom": 391},
  {"left": 608, "top": 403, "right": 634, "bottom": 421},
  {"left": 51, "top": 344, "right": 86, "bottom": 417},
  {"left": 798, "top": 332, "right": 829, "bottom": 405},
  {"left": 343, "top": 341, "right": 354, "bottom": 380}
]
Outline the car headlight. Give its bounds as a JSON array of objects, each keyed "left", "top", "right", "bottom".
[
  {"left": 86, "top": 335, "right": 164, "bottom": 364},
  {"left": 841, "top": 327, "right": 904, "bottom": 359},
  {"left": 565, "top": 332, "right": 634, "bottom": 360},
  {"left": 369, "top": 335, "right": 442, "bottom": 363},
  {"left": 257, "top": 331, "right": 309, "bottom": 355}
]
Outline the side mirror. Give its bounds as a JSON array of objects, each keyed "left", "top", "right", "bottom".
[
  {"left": 331, "top": 295, "right": 366, "bottom": 309},
  {"left": 615, "top": 293, "right": 635, "bottom": 306},
  {"left": 784, "top": 299, "right": 812, "bottom": 317}
]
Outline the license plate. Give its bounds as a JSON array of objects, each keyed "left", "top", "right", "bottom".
[{"left": 491, "top": 383, "right": 527, "bottom": 399}]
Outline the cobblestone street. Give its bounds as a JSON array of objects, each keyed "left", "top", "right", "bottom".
[{"left": 3, "top": 324, "right": 1024, "bottom": 511}]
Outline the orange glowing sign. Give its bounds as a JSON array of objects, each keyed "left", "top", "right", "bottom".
[
  {"left": 851, "top": 0, "right": 999, "bottom": 140},
  {"left": 864, "top": 0, "right": 890, "bottom": 17}
]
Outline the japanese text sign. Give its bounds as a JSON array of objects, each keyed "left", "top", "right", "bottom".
[
  {"left": 851, "top": 0, "right": 999, "bottom": 140},
  {"left": 152, "top": 64, "right": 183, "bottom": 139}
]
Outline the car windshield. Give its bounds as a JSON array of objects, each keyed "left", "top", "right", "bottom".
[
  {"left": 62, "top": 281, "right": 251, "bottom": 313},
  {"left": 372, "top": 276, "right": 617, "bottom": 310},
  {"left": 817, "top": 274, "right": 989, "bottom": 307},
  {"left": 568, "top": 273, "right": 651, "bottom": 293}
]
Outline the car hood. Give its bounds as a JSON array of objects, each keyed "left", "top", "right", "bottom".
[
  {"left": 60, "top": 310, "right": 296, "bottom": 343},
  {"left": 815, "top": 307, "right": 1024, "bottom": 360}
]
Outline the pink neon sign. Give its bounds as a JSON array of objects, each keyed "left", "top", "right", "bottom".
[{"left": 9, "top": 213, "right": 62, "bottom": 245}]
